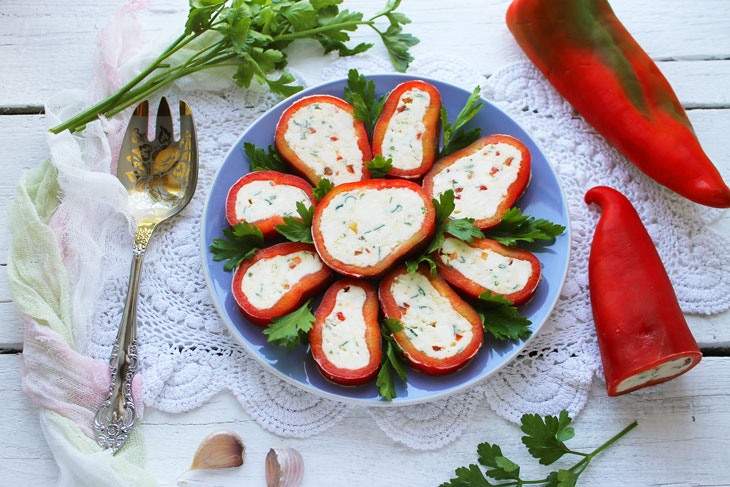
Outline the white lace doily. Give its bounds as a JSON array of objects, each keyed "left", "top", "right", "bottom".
[{"left": 50, "top": 55, "right": 728, "bottom": 450}]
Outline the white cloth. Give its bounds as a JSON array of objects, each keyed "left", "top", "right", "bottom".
[{"left": 50, "top": 47, "right": 726, "bottom": 450}]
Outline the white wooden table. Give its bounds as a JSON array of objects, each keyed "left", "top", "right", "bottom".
[{"left": 2, "top": 1, "right": 729, "bottom": 485}]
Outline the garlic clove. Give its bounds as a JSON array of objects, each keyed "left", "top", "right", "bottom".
[
  {"left": 266, "top": 447, "right": 304, "bottom": 487},
  {"left": 189, "top": 430, "right": 245, "bottom": 471}
]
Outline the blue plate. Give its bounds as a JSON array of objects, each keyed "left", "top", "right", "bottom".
[{"left": 200, "top": 74, "right": 571, "bottom": 406}]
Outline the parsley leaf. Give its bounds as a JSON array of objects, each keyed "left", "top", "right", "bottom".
[
  {"left": 275, "top": 202, "right": 314, "bottom": 243},
  {"left": 477, "top": 443, "right": 521, "bottom": 481},
  {"left": 366, "top": 155, "right": 393, "bottom": 178},
  {"left": 439, "top": 464, "right": 493, "bottom": 487},
  {"left": 440, "top": 86, "right": 484, "bottom": 158},
  {"left": 376, "top": 318, "right": 408, "bottom": 401},
  {"left": 262, "top": 300, "right": 316, "bottom": 349},
  {"left": 521, "top": 410, "right": 576, "bottom": 465},
  {"left": 370, "top": 0, "right": 418, "bottom": 72},
  {"left": 343, "top": 69, "right": 386, "bottom": 134},
  {"left": 406, "top": 190, "right": 484, "bottom": 274},
  {"left": 474, "top": 291, "right": 532, "bottom": 342},
  {"left": 312, "top": 178, "right": 334, "bottom": 201},
  {"left": 244, "top": 142, "right": 287, "bottom": 173},
  {"left": 209, "top": 221, "right": 264, "bottom": 272},
  {"left": 487, "top": 208, "right": 566, "bottom": 247}
]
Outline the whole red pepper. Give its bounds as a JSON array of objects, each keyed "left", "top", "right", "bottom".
[
  {"left": 585, "top": 186, "right": 702, "bottom": 396},
  {"left": 507, "top": 0, "right": 730, "bottom": 208}
]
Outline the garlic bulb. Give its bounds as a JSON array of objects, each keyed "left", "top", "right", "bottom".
[
  {"left": 189, "top": 430, "right": 245, "bottom": 471},
  {"left": 266, "top": 447, "right": 304, "bottom": 487}
]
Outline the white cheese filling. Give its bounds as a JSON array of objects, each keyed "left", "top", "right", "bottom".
[
  {"left": 615, "top": 356, "right": 695, "bottom": 393},
  {"left": 391, "top": 272, "right": 473, "bottom": 360},
  {"left": 241, "top": 251, "right": 323, "bottom": 309},
  {"left": 234, "top": 180, "right": 311, "bottom": 223},
  {"left": 283, "top": 101, "right": 364, "bottom": 185},
  {"left": 439, "top": 238, "right": 532, "bottom": 295},
  {"left": 321, "top": 286, "right": 371, "bottom": 370},
  {"left": 381, "top": 89, "right": 430, "bottom": 170},
  {"left": 319, "top": 187, "right": 427, "bottom": 267},
  {"left": 431, "top": 142, "right": 523, "bottom": 219}
]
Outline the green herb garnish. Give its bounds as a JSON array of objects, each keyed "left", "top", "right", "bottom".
[
  {"left": 440, "top": 410, "right": 638, "bottom": 487},
  {"left": 440, "top": 86, "right": 484, "bottom": 158},
  {"left": 312, "top": 178, "right": 335, "bottom": 201},
  {"left": 263, "top": 300, "right": 316, "bottom": 349},
  {"left": 50, "top": 0, "right": 418, "bottom": 134},
  {"left": 275, "top": 202, "right": 314, "bottom": 243},
  {"left": 366, "top": 155, "right": 393, "bottom": 178},
  {"left": 475, "top": 291, "right": 532, "bottom": 342},
  {"left": 487, "top": 208, "right": 566, "bottom": 247},
  {"left": 376, "top": 318, "right": 408, "bottom": 401},
  {"left": 244, "top": 142, "right": 287, "bottom": 173},
  {"left": 344, "top": 69, "right": 387, "bottom": 134},
  {"left": 406, "top": 189, "right": 484, "bottom": 274},
  {"left": 209, "top": 221, "right": 264, "bottom": 272}
]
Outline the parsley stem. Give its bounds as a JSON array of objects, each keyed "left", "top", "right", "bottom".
[{"left": 273, "top": 20, "right": 374, "bottom": 41}]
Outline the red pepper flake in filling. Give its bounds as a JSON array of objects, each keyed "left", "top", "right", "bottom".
[
  {"left": 455, "top": 187, "right": 463, "bottom": 193},
  {"left": 495, "top": 151, "right": 500, "bottom": 156},
  {"left": 288, "top": 256, "right": 302, "bottom": 269},
  {"left": 456, "top": 334, "right": 463, "bottom": 340},
  {"left": 324, "top": 167, "right": 333, "bottom": 175},
  {"left": 505, "top": 157, "right": 514, "bottom": 166},
  {"left": 490, "top": 167, "right": 499, "bottom": 176},
  {"left": 432, "top": 345, "right": 442, "bottom": 351},
  {"left": 336, "top": 312, "right": 345, "bottom": 321},
  {"left": 455, "top": 195, "right": 462, "bottom": 200},
  {"left": 336, "top": 155, "right": 343, "bottom": 161},
  {"left": 354, "top": 250, "right": 363, "bottom": 255},
  {"left": 283, "top": 284, "right": 290, "bottom": 290},
  {"left": 397, "top": 105, "right": 407, "bottom": 113},
  {"left": 416, "top": 133, "right": 422, "bottom": 140},
  {"left": 365, "top": 248, "right": 371, "bottom": 253},
  {"left": 403, "top": 97, "right": 413, "bottom": 104},
  {"left": 346, "top": 164, "right": 354, "bottom": 174},
  {"left": 331, "top": 136, "right": 338, "bottom": 141},
  {"left": 479, "top": 185, "right": 488, "bottom": 191},
  {"left": 309, "top": 127, "right": 316, "bottom": 134}
]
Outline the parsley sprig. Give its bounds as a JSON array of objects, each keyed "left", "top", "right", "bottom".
[
  {"left": 209, "top": 221, "right": 264, "bottom": 271},
  {"left": 276, "top": 202, "right": 314, "bottom": 243},
  {"left": 440, "top": 86, "right": 485, "bottom": 158},
  {"left": 312, "top": 178, "right": 334, "bottom": 201},
  {"left": 406, "top": 190, "right": 484, "bottom": 274},
  {"left": 244, "top": 142, "right": 287, "bottom": 173},
  {"left": 263, "top": 300, "right": 316, "bottom": 349},
  {"left": 51, "top": 0, "right": 418, "bottom": 134},
  {"left": 343, "top": 69, "right": 387, "bottom": 135},
  {"left": 366, "top": 155, "right": 393, "bottom": 178},
  {"left": 440, "top": 410, "right": 638, "bottom": 487},
  {"left": 487, "top": 208, "right": 566, "bottom": 247},
  {"left": 475, "top": 291, "right": 532, "bottom": 342},
  {"left": 376, "top": 318, "right": 408, "bottom": 401}
]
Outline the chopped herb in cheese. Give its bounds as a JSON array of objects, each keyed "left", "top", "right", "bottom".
[
  {"left": 241, "top": 251, "right": 323, "bottom": 309},
  {"left": 234, "top": 180, "right": 311, "bottom": 223},
  {"left": 381, "top": 89, "right": 430, "bottom": 170},
  {"left": 321, "top": 286, "right": 371, "bottom": 370},
  {"left": 615, "top": 356, "right": 695, "bottom": 393}
]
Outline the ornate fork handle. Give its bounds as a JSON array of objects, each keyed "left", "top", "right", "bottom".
[{"left": 94, "top": 222, "right": 155, "bottom": 453}]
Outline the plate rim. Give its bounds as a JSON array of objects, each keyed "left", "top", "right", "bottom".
[{"left": 200, "top": 72, "right": 572, "bottom": 407}]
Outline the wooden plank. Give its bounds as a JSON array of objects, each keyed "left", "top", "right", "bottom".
[
  {"left": 2, "top": 0, "right": 730, "bottom": 107},
  {"left": 3, "top": 353, "right": 729, "bottom": 486}
]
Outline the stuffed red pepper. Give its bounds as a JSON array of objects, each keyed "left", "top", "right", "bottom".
[
  {"left": 275, "top": 95, "right": 372, "bottom": 186},
  {"left": 506, "top": 0, "right": 730, "bottom": 208},
  {"left": 372, "top": 80, "right": 441, "bottom": 179},
  {"left": 225, "top": 171, "right": 316, "bottom": 238},
  {"left": 435, "top": 237, "right": 541, "bottom": 306},
  {"left": 312, "top": 179, "right": 435, "bottom": 278},
  {"left": 232, "top": 242, "right": 332, "bottom": 326},
  {"left": 422, "top": 134, "right": 531, "bottom": 229},
  {"left": 379, "top": 264, "right": 483, "bottom": 376},
  {"left": 586, "top": 186, "right": 702, "bottom": 396},
  {"left": 309, "top": 279, "right": 382, "bottom": 386}
]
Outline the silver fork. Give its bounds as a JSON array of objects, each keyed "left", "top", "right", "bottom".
[{"left": 93, "top": 98, "right": 198, "bottom": 453}]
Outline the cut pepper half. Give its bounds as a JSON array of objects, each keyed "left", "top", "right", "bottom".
[
  {"left": 435, "top": 236, "right": 541, "bottom": 306},
  {"left": 379, "top": 264, "right": 483, "bottom": 376},
  {"left": 275, "top": 95, "right": 372, "bottom": 186},
  {"left": 225, "top": 170, "right": 316, "bottom": 238},
  {"left": 422, "top": 134, "right": 531, "bottom": 229},
  {"left": 372, "top": 80, "right": 442, "bottom": 179},
  {"left": 312, "top": 179, "right": 435, "bottom": 278},
  {"left": 309, "top": 279, "right": 382, "bottom": 386},
  {"left": 585, "top": 186, "right": 702, "bottom": 396},
  {"left": 232, "top": 242, "right": 332, "bottom": 326}
]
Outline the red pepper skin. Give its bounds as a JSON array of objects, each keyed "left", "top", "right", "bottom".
[
  {"left": 312, "top": 179, "right": 436, "bottom": 278},
  {"left": 585, "top": 186, "right": 702, "bottom": 396},
  {"left": 507, "top": 0, "right": 730, "bottom": 208},
  {"left": 422, "top": 134, "right": 531, "bottom": 229},
  {"left": 372, "top": 80, "right": 442, "bottom": 179},
  {"left": 275, "top": 95, "right": 372, "bottom": 186},
  {"left": 232, "top": 242, "right": 332, "bottom": 326},
  {"left": 434, "top": 237, "right": 541, "bottom": 306},
  {"left": 225, "top": 171, "right": 316, "bottom": 239},
  {"left": 309, "top": 279, "right": 382, "bottom": 386},
  {"left": 379, "top": 264, "right": 484, "bottom": 376}
]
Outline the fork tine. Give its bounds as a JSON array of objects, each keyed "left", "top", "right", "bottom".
[
  {"left": 117, "top": 100, "right": 150, "bottom": 180},
  {"left": 178, "top": 100, "right": 198, "bottom": 199},
  {"left": 155, "top": 97, "right": 174, "bottom": 145}
]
